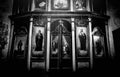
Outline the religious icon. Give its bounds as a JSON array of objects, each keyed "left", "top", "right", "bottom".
[
  {"left": 95, "top": 38, "right": 103, "bottom": 56},
  {"left": 35, "top": 30, "right": 43, "bottom": 51},
  {"left": 52, "top": 0, "right": 70, "bottom": 10},
  {"left": 39, "top": 2, "right": 46, "bottom": 7},
  {"left": 74, "top": 0, "right": 86, "bottom": 10},
  {"left": 92, "top": 27, "right": 105, "bottom": 57},
  {"left": 79, "top": 29, "right": 86, "bottom": 50},
  {"left": 32, "top": 26, "right": 44, "bottom": 54},
  {"left": 51, "top": 40, "right": 58, "bottom": 55},
  {"left": 62, "top": 35, "right": 71, "bottom": 58},
  {"left": 76, "top": 27, "right": 88, "bottom": 56},
  {"left": 13, "top": 35, "right": 27, "bottom": 57},
  {"left": 13, "top": 26, "right": 28, "bottom": 58},
  {"left": 35, "top": 0, "right": 46, "bottom": 10},
  {"left": 63, "top": 43, "right": 69, "bottom": 56},
  {"left": 50, "top": 19, "right": 72, "bottom": 58}
]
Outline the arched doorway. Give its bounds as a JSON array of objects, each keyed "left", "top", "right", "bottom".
[{"left": 50, "top": 19, "right": 72, "bottom": 71}]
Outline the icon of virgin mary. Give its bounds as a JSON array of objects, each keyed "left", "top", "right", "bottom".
[
  {"left": 35, "top": 30, "right": 43, "bottom": 51},
  {"left": 79, "top": 29, "right": 86, "bottom": 50}
]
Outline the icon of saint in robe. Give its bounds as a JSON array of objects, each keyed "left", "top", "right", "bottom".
[
  {"left": 79, "top": 29, "right": 86, "bottom": 50},
  {"left": 35, "top": 30, "right": 43, "bottom": 51}
]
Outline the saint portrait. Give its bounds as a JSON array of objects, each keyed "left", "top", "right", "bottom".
[
  {"left": 13, "top": 35, "right": 27, "bottom": 57},
  {"left": 32, "top": 27, "right": 44, "bottom": 52},
  {"left": 76, "top": 27, "right": 88, "bottom": 56},
  {"left": 78, "top": 29, "right": 86, "bottom": 50},
  {"left": 92, "top": 27, "right": 105, "bottom": 57},
  {"left": 35, "top": 30, "right": 43, "bottom": 51}
]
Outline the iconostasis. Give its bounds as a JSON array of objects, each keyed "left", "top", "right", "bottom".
[{"left": 9, "top": 0, "right": 109, "bottom": 71}]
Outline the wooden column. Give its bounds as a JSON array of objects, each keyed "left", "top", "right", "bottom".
[
  {"left": 27, "top": 17, "right": 33, "bottom": 70},
  {"left": 46, "top": 18, "right": 51, "bottom": 71},
  {"left": 105, "top": 22, "right": 110, "bottom": 57},
  {"left": 71, "top": 18, "right": 76, "bottom": 71},
  {"left": 8, "top": 22, "right": 14, "bottom": 58},
  {"left": 88, "top": 18, "right": 93, "bottom": 69}
]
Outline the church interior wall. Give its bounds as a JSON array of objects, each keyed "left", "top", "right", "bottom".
[{"left": 107, "top": 0, "right": 120, "bottom": 58}]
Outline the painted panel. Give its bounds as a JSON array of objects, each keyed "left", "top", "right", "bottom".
[{"left": 51, "top": 0, "right": 70, "bottom": 10}]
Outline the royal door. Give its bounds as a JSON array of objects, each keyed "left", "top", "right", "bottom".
[{"left": 49, "top": 19, "right": 72, "bottom": 71}]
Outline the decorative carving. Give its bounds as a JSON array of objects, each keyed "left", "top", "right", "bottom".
[
  {"left": 75, "top": 18, "right": 88, "bottom": 27},
  {"left": 15, "top": 26, "right": 28, "bottom": 35},
  {"left": 33, "top": 17, "right": 46, "bottom": 26}
]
